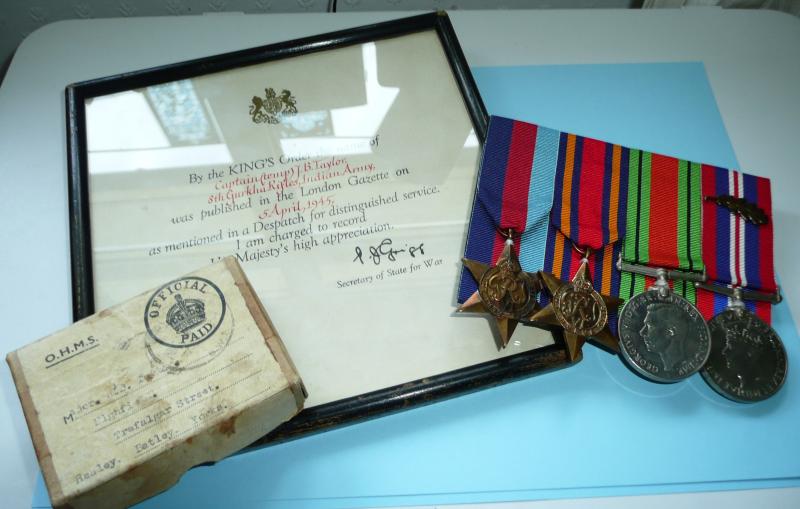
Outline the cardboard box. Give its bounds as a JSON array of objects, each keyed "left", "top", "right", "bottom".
[{"left": 7, "top": 257, "right": 306, "bottom": 508}]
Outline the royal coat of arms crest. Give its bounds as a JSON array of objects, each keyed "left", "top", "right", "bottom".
[{"left": 249, "top": 87, "right": 298, "bottom": 124}]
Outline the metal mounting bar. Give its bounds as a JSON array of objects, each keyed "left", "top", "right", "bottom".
[
  {"left": 695, "top": 282, "right": 782, "bottom": 304},
  {"left": 616, "top": 254, "right": 707, "bottom": 283}
]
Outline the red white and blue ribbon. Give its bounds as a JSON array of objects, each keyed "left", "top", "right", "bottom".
[
  {"left": 458, "top": 116, "right": 778, "bottom": 328},
  {"left": 697, "top": 166, "right": 776, "bottom": 323}
]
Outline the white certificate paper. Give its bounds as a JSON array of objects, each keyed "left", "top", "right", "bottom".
[{"left": 86, "top": 30, "right": 553, "bottom": 407}]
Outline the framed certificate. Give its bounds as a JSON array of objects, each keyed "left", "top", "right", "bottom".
[{"left": 66, "top": 12, "right": 567, "bottom": 446}]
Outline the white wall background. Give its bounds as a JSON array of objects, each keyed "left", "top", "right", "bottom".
[
  {"left": 0, "top": 0, "right": 632, "bottom": 82},
  {"left": 0, "top": 0, "right": 797, "bottom": 99}
]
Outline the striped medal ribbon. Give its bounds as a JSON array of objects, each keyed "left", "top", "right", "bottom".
[
  {"left": 458, "top": 116, "right": 561, "bottom": 303},
  {"left": 696, "top": 166, "right": 778, "bottom": 322},
  {"left": 616, "top": 152, "right": 711, "bottom": 383},
  {"left": 618, "top": 152, "right": 705, "bottom": 301},
  {"left": 532, "top": 131, "right": 630, "bottom": 361},
  {"left": 458, "top": 116, "right": 560, "bottom": 346},
  {"left": 695, "top": 166, "right": 786, "bottom": 403}
]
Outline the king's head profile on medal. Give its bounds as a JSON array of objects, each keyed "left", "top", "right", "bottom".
[
  {"left": 638, "top": 301, "right": 690, "bottom": 372},
  {"left": 698, "top": 284, "right": 787, "bottom": 402},
  {"left": 617, "top": 265, "right": 711, "bottom": 383}
]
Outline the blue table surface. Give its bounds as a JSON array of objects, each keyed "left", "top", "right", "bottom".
[{"left": 34, "top": 62, "right": 800, "bottom": 509}]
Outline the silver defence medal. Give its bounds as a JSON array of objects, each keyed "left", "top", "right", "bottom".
[
  {"left": 698, "top": 285, "right": 787, "bottom": 402},
  {"left": 617, "top": 262, "right": 711, "bottom": 383}
]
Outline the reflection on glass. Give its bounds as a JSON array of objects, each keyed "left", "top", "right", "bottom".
[
  {"left": 280, "top": 111, "right": 331, "bottom": 136},
  {"left": 147, "top": 81, "right": 213, "bottom": 145},
  {"left": 86, "top": 31, "right": 553, "bottom": 409},
  {"left": 87, "top": 81, "right": 232, "bottom": 173},
  {"left": 280, "top": 42, "right": 398, "bottom": 159},
  {"left": 463, "top": 130, "right": 479, "bottom": 148},
  {"left": 87, "top": 91, "right": 170, "bottom": 151}
]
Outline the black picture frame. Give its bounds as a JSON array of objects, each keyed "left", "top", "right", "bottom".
[{"left": 66, "top": 11, "right": 569, "bottom": 449}]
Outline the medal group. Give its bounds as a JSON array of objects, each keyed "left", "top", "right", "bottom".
[{"left": 458, "top": 116, "right": 786, "bottom": 403}]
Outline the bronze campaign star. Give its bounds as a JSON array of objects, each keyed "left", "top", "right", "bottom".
[
  {"left": 459, "top": 240, "right": 541, "bottom": 348},
  {"left": 532, "top": 262, "right": 622, "bottom": 362}
]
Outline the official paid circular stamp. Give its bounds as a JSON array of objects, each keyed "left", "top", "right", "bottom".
[
  {"left": 145, "top": 277, "right": 226, "bottom": 348},
  {"left": 144, "top": 277, "right": 231, "bottom": 372},
  {"left": 701, "top": 309, "right": 787, "bottom": 403},
  {"left": 618, "top": 290, "right": 711, "bottom": 383}
]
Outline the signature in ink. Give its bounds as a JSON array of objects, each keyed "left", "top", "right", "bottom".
[{"left": 353, "top": 238, "right": 424, "bottom": 265}]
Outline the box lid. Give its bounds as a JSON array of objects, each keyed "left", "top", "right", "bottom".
[{"left": 7, "top": 257, "right": 305, "bottom": 508}]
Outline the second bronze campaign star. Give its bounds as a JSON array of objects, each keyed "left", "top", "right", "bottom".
[{"left": 533, "top": 251, "right": 622, "bottom": 362}]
